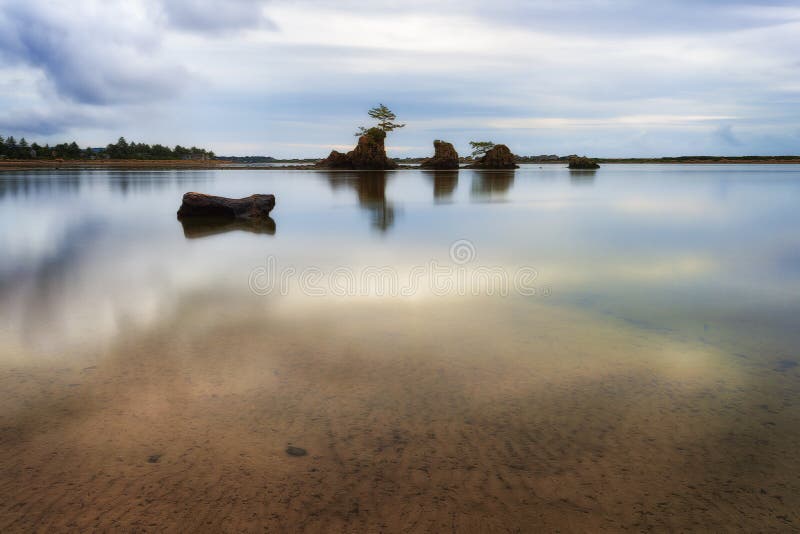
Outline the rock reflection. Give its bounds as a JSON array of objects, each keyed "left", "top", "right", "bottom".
[
  {"left": 470, "top": 170, "right": 515, "bottom": 201},
  {"left": 423, "top": 170, "right": 459, "bottom": 203},
  {"left": 322, "top": 170, "right": 396, "bottom": 232},
  {"left": 569, "top": 169, "right": 597, "bottom": 186},
  {"left": 179, "top": 216, "right": 276, "bottom": 239}
]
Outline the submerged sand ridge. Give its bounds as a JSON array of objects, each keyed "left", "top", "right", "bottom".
[{"left": 0, "top": 295, "right": 798, "bottom": 532}]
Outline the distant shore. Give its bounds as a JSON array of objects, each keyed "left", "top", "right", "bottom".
[
  {"left": 0, "top": 159, "right": 228, "bottom": 171},
  {"left": 1, "top": 157, "right": 800, "bottom": 172},
  {"left": 593, "top": 157, "right": 800, "bottom": 164}
]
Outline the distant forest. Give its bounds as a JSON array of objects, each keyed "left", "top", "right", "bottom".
[{"left": 0, "top": 135, "right": 214, "bottom": 160}]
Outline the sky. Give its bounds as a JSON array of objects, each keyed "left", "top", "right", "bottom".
[{"left": 0, "top": 0, "right": 799, "bottom": 158}]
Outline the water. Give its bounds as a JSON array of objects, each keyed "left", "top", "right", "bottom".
[{"left": 1, "top": 165, "right": 799, "bottom": 531}]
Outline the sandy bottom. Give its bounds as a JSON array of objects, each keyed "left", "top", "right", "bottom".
[{"left": 1, "top": 296, "right": 798, "bottom": 532}]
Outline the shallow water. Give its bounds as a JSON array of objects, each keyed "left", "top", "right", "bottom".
[{"left": 1, "top": 165, "right": 799, "bottom": 531}]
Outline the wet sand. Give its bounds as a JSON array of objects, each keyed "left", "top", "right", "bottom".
[{"left": 1, "top": 297, "right": 798, "bottom": 532}]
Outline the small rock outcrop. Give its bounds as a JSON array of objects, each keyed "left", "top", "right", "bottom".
[
  {"left": 177, "top": 192, "right": 275, "bottom": 219},
  {"left": 286, "top": 446, "right": 307, "bottom": 457},
  {"left": 567, "top": 156, "right": 600, "bottom": 169},
  {"left": 420, "top": 140, "right": 459, "bottom": 170},
  {"left": 316, "top": 150, "right": 351, "bottom": 169},
  {"left": 317, "top": 128, "right": 397, "bottom": 170},
  {"left": 467, "top": 144, "right": 519, "bottom": 169}
]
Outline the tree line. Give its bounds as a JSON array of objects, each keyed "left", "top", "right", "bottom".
[{"left": 0, "top": 135, "right": 214, "bottom": 160}]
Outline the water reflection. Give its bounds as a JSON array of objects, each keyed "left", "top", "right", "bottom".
[
  {"left": 108, "top": 170, "right": 212, "bottom": 196},
  {"left": 569, "top": 169, "right": 597, "bottom": 186},
  {"left": 0, "top": 170, "right": 212, "bottom": 199},
  {"left": 470, "top": 170, "right": 515, "bottom": 201},
  {"left": 0, "top": 216, "right": 114, "bottom": 349},
  {"left": 2, "top": 166, "right": 800, "bottom": 530},
  {"left": 0, "top": 171, "right": 81, "bottom": 199},
  {"left": 322, "top": 170, "right": 396, "bottom": 232},
  {"left": 423, "top": 170, "right": 459, "bottom": 203},
  {"left": 179, "top": 216, "right": 277, "bottom": 239}
]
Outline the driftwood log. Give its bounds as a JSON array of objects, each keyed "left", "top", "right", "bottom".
[{"left": 177, "top": 192, "right": 275, "bottom": 220}]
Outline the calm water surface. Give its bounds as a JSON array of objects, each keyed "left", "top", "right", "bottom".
[{"left": 1, "top": 165, "right": 799, "bottom": 531}]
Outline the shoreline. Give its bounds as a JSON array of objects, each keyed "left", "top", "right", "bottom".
[{"left": 2, "top": 158, "right": 800, "bottom": 172}]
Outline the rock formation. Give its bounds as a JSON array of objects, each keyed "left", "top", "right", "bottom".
[
  {"left": 317, "top": 128, "right": 397, "bottom": 170},
  {"left": 467, "top": 144, "right": 519, "bottom": 169},
  {"left": 567, "top": 156, "right": 600, "bottom": 169},
  {"left": 177, "top": 192, "right": 275, "bottom": 219},
  {"left": 420, "top": 140, "right": 459, "bottom": 170},
  {"left": 316, "top": 150, "right": 351, "bottom": 169}
]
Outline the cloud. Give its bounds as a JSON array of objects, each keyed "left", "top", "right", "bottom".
[
  {"left": 158, "top": 0, "right": 275, "bottom": 32},
  {"left": 715, "top": 125, "right": 742, "bottom": 146},
  {"left": 0, "top": 99, "right": 129, "bottom": 138},
  {"left": 487, "top": 115, "right": 739, "bottom": 130},
  {"left": 281, "top": 0, "right": 800, "bottom": 35},
  {"left": 0, "top": 0, "right": 272, "bottom": 106},
  {"left": 0, "top": 1, "right": 184, "bottom": 105},
  {"left": 0, "top": 0, "right": 278, "bottom": 136},
  {"left": 0, "top": 0, "right": 798, "bottom": 156}
]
